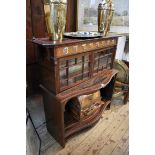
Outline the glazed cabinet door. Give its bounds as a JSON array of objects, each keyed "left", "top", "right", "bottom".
[
  {"left": 93, "top": 47, "right": 116, "bottom": 76},
  {"left": 58, "top": 52, "right": 91, "bottom": 92}
]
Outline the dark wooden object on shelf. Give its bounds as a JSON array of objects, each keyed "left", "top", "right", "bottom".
[{"left": 32, "top": 34, "right": 119, "bottom": 147}]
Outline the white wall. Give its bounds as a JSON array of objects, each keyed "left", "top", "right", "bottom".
[
  {"left": 115, "top": 36, "right": 129, "bottom": 61},
  {"left": 115, "top": 36, "right": 126, "bottom": 60}
]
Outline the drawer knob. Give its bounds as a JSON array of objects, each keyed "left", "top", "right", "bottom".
[{"left": 63, "top": 47, "right": 68, "bottom": 54}]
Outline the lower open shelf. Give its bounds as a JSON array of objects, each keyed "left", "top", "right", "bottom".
[{"left": 64, "top": 100, "right": 111, "bottom": 139}]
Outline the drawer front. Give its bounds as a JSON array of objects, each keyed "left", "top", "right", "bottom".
[{"left": 55, "top": 39, "right": 117, "bottom": 58}]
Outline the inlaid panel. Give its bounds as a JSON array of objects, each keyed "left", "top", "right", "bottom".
[{"left": 54, "top": 39, "right": 117, "bottom": 58}]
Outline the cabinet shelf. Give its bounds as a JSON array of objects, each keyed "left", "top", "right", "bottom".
[{"left": 64, "top": 100, "right": 110, "bottom": 139}]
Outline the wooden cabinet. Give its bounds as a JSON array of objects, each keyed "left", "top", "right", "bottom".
[{"left": 32, "top": 34, "right": 119, "bottom": 147}]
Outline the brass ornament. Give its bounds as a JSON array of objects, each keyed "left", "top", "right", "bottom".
[
  {"left": 44, "top": 0, "right": 67, "bottom": 41},
  {"left": 98, "top": 0, "right": 114, "bottom": 36}
]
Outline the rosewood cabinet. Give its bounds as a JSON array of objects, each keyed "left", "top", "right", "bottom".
[{"left": 32, "top": 34, "right": 119, "bottom": 147}]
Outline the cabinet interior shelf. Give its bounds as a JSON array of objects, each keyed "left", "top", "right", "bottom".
[{"left": 64, "top": 100, "right": 111, "bottom": 139}]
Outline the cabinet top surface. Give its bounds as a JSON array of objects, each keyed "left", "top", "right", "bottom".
[{"left": 31, "top": 33, "right": 121, "bottom": 47}]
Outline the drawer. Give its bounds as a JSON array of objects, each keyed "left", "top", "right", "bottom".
[
  {"left": 54, "top": 39, "right": 117, "bottom": 58},
  {"left": 55, "top": 43, "right": 92, "bottom": 58}
]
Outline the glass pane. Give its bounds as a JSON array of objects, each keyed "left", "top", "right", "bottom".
[
  {"left": 94, "top": 60, "right": 98, "bottom": 71},
  {"left": 95, "top": 53, "right": 100, "bottom": 60},
  {"left": 76, "top": 56, "right": 82, "bottom": 63},
  {"left": 60, "top": 69, "right": 67, "bottom": 79},
  {"left": 68, "top": 78, "right": 74, "bottom": 85},
  {"left": 75, "top": 75, "right": 83, "bottom": 81},
  {"left": 99, "top": 57, "right": 107, "bottom": 68},
  {"left": 107, "top": 64, "right": 111, "bottom": 69},
  {"left": 98, "top": 64, "right": 102, "bottom": 70},
  {"left": 84, "top": 62, "right": 89, "bottom": 70},
  {"left": 68, "top": 64, "right": 82, "bottom": 77},
  {"left": 108, "top": 56, "right": 112, "bottom": 63},
  {"left": 61, "top": 80, "right": 67, "bottom": 87},
  {"left": 100, "top": 51, "right": 107, "bottom": 58},
  {"left": 83, "top": 72, "right": 89, "bottom": 79},
  {"left": 68, "top": 58, "right": 75, "bottom": 66},
  {"left": 84, "top": 54, "right": 89, "bottom": 61},
  {"left": 60, "top": 60, "right": 66, "bottom": 68}
]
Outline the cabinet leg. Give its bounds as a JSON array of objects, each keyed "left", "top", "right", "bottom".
[{"left": 41, "top": 86, "right": 65, "bottom": 147}]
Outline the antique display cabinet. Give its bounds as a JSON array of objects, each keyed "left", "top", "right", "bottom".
[{"left": 32, "top": 34, "right": 119, "bottom": 147}]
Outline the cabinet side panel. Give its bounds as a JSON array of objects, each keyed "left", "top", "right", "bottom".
[
  {"left": 38, "top": 47, "right": 57, "bottom": 94},
  {"left": 41, "top": 89, "right": 65, "bottom": 147}
]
